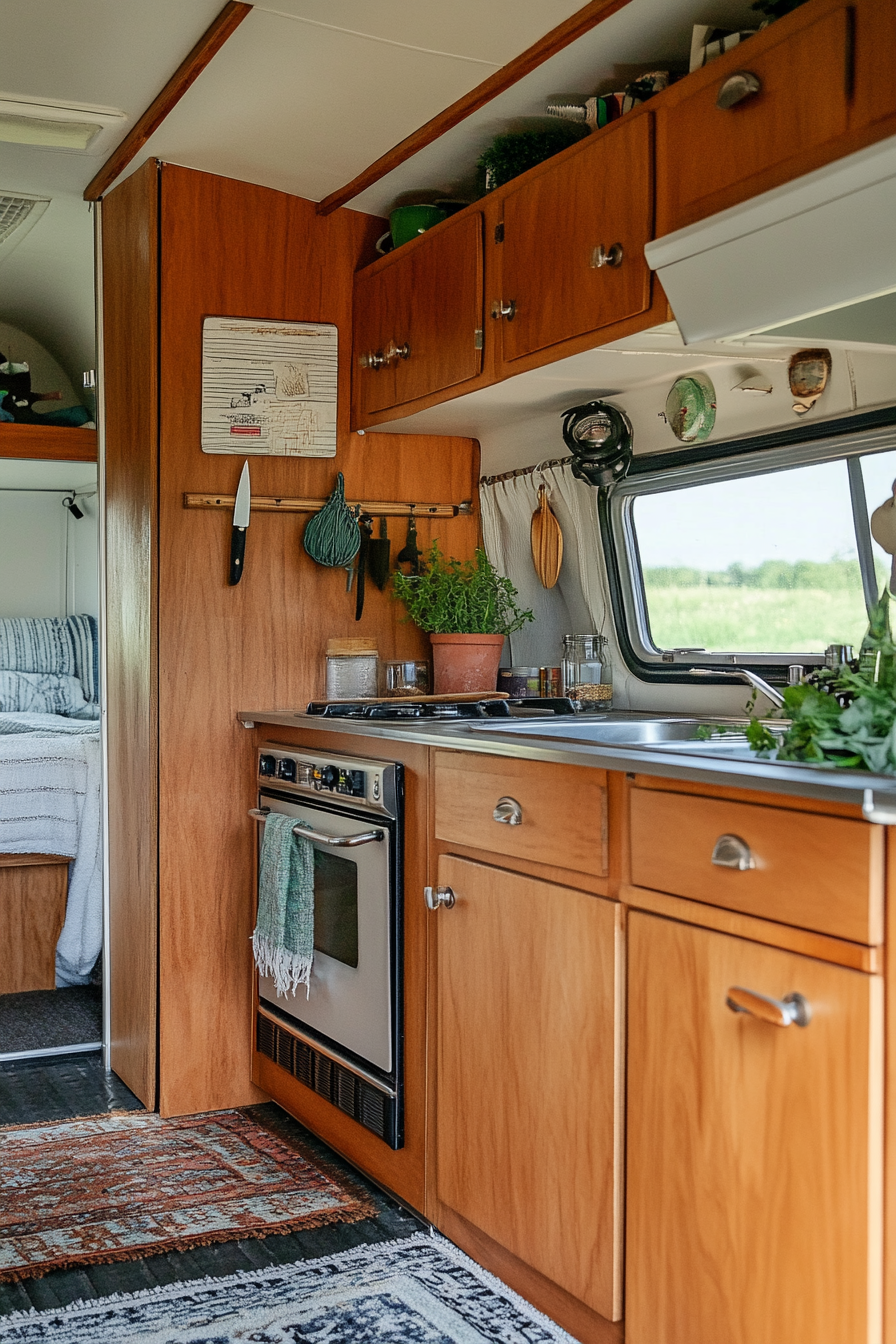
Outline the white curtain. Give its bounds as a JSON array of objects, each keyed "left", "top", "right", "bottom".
[{"left": 479, "top": 461, "right": 610, "bottom": 669}]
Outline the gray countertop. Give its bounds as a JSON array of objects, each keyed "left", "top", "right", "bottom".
[{"left": 237, "top": 709, "right": 896, "bottom": 814}]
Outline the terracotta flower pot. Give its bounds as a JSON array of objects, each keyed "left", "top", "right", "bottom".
[{"left": 430, "top": 633, "right": 506, "bottom": 695}]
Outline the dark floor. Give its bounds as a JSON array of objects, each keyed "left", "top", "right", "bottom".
[
  {"left": 0, "top": 1050, "right": 142, "bottom": 1125},
  {"left": 0, "top": 1059, "right": 425, "bottom": 1319},
  {"left": 0, "top": 986, "right": 103, "bottom": 1055}
]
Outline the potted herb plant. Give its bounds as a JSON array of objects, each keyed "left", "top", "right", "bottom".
[{"left": 393, "top": 542, "right": 533, "bottom": 694}]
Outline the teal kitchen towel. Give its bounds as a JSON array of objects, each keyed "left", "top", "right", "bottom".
[{"left": 252, "top": 813, "right": 315, "bottom": 997}]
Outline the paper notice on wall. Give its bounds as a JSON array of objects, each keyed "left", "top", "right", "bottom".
[{"left": 201, "top": 317, "right": 337, "bottom": 455}]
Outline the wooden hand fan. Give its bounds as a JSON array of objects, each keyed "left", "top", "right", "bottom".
[
  {"left": 531, "top": 484, "right": 563, "bottom": 588},
  {"left": 871, "top": 479, "right": 896, "bottom": 590}
]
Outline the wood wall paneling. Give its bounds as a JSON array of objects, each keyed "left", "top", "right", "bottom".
[
  {"left": 101, "top": 159, "right": 160, "bottom": 1109},
  {"left": 154, "top": 165, "right": 479, "bottom": 1115}
]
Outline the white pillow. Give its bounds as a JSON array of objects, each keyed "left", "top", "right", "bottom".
[{"left": 0, "top": 670, "right": 92, "bottom": 716}]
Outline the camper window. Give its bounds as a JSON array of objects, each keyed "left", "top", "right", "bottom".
[{"left": 606, "top": 428, "right": 896, "bottom": 680}]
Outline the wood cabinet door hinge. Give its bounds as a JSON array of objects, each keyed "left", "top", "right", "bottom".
[
  {"left": 474, "top": 328, "right": 484, "bottom": 350},
  {"left": 494, "top": 222, "right": 504, "bottom": 244}
]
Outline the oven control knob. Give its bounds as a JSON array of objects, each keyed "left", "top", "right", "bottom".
[
  {"left": 259, "top": 754, "right": 276, "bottom": 777},
  {"left": 277, "top": 758, "right": 297, "bottom": 783},
  {"left": 321, "top": 765, "right": 339, "bottom": 790}
]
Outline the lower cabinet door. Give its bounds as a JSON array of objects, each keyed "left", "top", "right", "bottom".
[
  {"left": 434, "top": 854, "right": 624, "bottom": 1320},
  {"left": 626, "top": 912, "right": 883, "bottom": 1344}
]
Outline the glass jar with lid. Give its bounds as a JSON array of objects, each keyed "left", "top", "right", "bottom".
[
  {"left": 561, "top": 634, "right": 613, "bottom": 709},
  {"left": 326, "top": 638, "right": 378, "bottom": 700}
]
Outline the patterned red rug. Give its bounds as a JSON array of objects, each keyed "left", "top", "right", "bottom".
[{"left": 0, "top": 1106, "right": 376, "bottom": 1282}]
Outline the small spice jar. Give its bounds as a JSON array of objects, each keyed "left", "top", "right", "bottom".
[
  {"left": 382, "top": 660, "right": 430, "bottom": 697},
  {"left": 326, "top": 638, "right": 378, "bottom": 700},
  {"left": 498, "top": 666, "right": 541, "bottom": 698},
  {"left": 561, "top": 635, "right": 613, "bottom": 709}
]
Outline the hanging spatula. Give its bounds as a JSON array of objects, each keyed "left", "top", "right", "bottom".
[
  {"left": 531, "top": 483, "right": 563, "bottom": 588},
  {"left": 367, "top": 516, "right": 392, "bottom": 591}
]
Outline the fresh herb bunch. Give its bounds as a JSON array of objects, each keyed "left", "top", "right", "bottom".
[
  {"left": 392, "top": 542, "right": 534, "bottom": 636},
  {"left": 718, "top": 590, "right": 896, "bottom": 772}
]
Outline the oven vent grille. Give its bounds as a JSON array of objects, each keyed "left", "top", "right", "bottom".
[{"left": 256, "top": 1014, "right": 401, "bottom": 1149}]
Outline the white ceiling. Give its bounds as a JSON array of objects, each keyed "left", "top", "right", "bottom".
[{"left": 0, "top": 0, "right": 586, "bottom": 385}]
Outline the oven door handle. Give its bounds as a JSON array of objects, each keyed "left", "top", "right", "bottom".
[{"left": 249, "top": 808, "right": 384, "bottom": 847}]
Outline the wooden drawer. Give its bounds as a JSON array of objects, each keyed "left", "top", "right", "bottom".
[
  {"left": 655, "top": 0, "right": 851, "bottom": 234},
  {"left": 629, "top": 787, "right": 883, "bottom": 945},
  {"left": 434, "top": 751, "right": 607, "bottom": 877}
]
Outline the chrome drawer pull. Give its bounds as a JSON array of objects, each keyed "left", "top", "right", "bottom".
[
  {"left": 493, "top": 796, "right": 523, "bottom": 826},
  {"left": 249, "top": 808, "right": 383, "bottom": 847},
  {"left": 424, "top": 885, "right": 456, "bottom": 910},
  {"left": 711, "top": 833, "right": 754, "bottom": 870},
  {"left": 359, "top": 349, "right": 385, "bottom": 370},
  {"left": 717, "top": 70, "right": 762, "bottom": 110},
  {"left": 490, "top": 299, "right": 516, "bottom": 321},
  {"left": 590, "top": 243, "right": 624, "bottom": 269},
  {"left": 726, "top": 986, "right": 811, "bottom": 1028}
]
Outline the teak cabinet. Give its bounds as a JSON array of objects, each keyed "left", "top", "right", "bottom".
[
  {"left": 350, "top": 0, "right": 896, "bottom": 431},
  {"left": 626, "top": 912, "right": 882, "bottom": 1344},
  {"left": 352, "top": 210, "right": 484, "bottom": 421},
  {"left": 433, "top": 855, "right": 624, "bottom": 1321},
  {"left": 494, "top": 113, "right": 653, "bottom": 368}
]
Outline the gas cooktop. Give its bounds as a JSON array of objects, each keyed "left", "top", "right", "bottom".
[{"left": 305, "top": 698, "right": 577, "bottom": 721}]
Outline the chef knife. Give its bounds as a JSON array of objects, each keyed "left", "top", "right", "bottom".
[{"left": 229, "top": 460, "right": 251, "bottom": 585}]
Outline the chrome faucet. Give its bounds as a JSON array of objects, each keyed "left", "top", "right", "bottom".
[{"left": 689, "top": 667, "right": 786, "bottom": 710}]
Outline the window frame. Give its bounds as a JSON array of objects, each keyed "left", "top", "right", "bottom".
[{"left": 601, "top": 410, "right": 896, "bottom": 686}]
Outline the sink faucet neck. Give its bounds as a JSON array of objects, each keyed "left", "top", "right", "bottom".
[{"left": 689, "top": 667, "right": 786, "bottom": 710}]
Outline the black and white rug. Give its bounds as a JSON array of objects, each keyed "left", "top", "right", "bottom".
[{"left": 0, "top": 1233, "right": 576, "bottom": 1343}]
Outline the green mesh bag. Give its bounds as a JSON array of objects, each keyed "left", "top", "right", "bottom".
[{"left": 303, "top": 472, "right": 360, "bottom": 568}]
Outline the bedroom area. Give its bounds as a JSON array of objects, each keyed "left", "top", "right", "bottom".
[{"left": 0, "top": 446, "right": 103, "bottom": 1064}]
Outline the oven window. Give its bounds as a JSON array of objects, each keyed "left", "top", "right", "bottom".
[{"left": 313, "top": 849, "right": 359, "bottom": 968}]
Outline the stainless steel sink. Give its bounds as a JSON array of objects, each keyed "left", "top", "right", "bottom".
[{"left": 455, "top": 712, "right": 780, "bottom": 755}]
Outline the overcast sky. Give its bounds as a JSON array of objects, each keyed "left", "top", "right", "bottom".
[{"left": 634, "top": 448, "right": 896, "bottom": 571}]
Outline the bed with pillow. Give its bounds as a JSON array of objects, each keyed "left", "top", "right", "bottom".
[{"left": 0, "top": 615, "right": 102, "bottom": 991}]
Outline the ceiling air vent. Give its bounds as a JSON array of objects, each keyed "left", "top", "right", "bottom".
[{"left": 0, "top": 193, "right": 48, "bottom": 248}]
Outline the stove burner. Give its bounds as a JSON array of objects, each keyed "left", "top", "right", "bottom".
[{"left": 305, "top": 698, "right": 577, "bottom": 721}]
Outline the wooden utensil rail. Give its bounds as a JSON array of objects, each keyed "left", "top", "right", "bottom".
[{"left": 184, "top": 493, "right": 473, "bottom": 518}]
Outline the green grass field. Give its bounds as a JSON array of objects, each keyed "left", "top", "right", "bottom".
[{"left": 644, "top": 586, "right": 869, "bottom": 653}]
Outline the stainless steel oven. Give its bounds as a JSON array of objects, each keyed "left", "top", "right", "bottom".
[{"left": 251, "top": 744, "right": 403, "bottom": 1148}]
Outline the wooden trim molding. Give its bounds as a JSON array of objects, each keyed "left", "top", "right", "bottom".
[
  {"left": 621, "top": 883, "right": 883, "bottom": 975},
  {"left": 316, "top": 0, "right": 635, "bottom": 215},
  {"left": 83, "top": 1, "right": 252, "bottom": 201},
  {"left": 0, "top": 424, "right": 97, "bottom": 462}
]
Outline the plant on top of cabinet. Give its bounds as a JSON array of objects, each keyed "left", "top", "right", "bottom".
[
  {"left": 477, "top": 123, "right": 588, "bottom": 192},
  {"left": 393, "top": 542, "right": 532, "bottom": 693}
]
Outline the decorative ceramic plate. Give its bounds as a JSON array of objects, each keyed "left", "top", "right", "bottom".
[{"left": 665, "top": 372, "right": 717, "bottom": 443}]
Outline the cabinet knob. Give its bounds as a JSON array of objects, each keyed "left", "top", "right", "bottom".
[
  {"left": 424, "top": 884, "right": 456, "bottom": 910},
  {"left": 384, "top": 340, "right": 411, "bottom": 365},
  {"left": 590, "top": 243, "right": 624, "bottom": 269},
  {"left": 711, "top": 833, "right": 754, "bottom": 870},
  {"left": 490, "top": 299, "right": 516, "bottom": 321},
  {"left": 493, "top": 796, "right": 523, "bottom": 826},
  {"left": 716, "top": 70, "right": 762, "bottom": 110},
  {"left": 726, "top": 986, "right": 812, "bottom": 1027},
  {"left": 360, "top": 349, "right": 385, "bottom": 371}
]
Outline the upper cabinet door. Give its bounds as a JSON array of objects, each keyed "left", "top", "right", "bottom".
[
  {"left": 498, "top": 113, "right": 653, "bottom": 366},
  {"left": 352, "top": 212, "right": 483, "bottom": 421},
  {"left": 393, "top": 212, "right": 483, "bottom": 407},
  {"left": 655, "top": 0, "right": 851, "bottom": 235},
  {"left": 626, "top": 911, "right": 883, "bottom": 1344}
]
